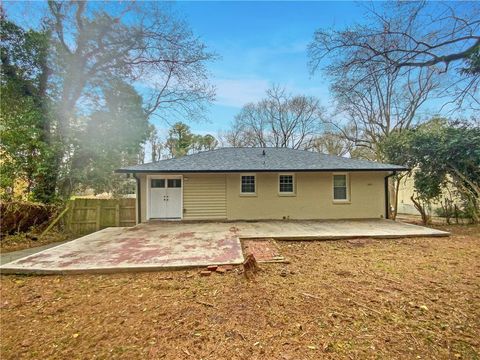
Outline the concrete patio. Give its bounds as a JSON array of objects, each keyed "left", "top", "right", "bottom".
[{"left": 0, "top": 219, "right": 448, "bottom": 274}]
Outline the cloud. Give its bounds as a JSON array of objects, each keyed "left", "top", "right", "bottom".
[
  {"left": 214, "top": 77, "right": 271, "bottom": 107},
  {"left": 213, "top": 77, "right": 332, "bottom": 108}
]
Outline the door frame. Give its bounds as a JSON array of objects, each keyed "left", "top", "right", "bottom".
[{"left": 146, "top": 174, "right": 183, "bottom": 220}]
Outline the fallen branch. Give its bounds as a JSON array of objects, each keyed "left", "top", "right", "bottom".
[
  {"left": 196, "top": 300, "right": 215, "bottom": 308},
  {"left": 322, "top": 283, "right": 384, "bottom": 316},
  {"left": 40, "top": 206, "right": 70, "bottom": 238},
  {"left": 302, "top": 292, "right": 321, "bottom": 300},
  {"left": 348, "top": 298, "right": 383, "bottom": 316}
]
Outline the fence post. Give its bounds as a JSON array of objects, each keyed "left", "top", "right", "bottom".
[
  {"left": 115, "top": 203, "right": 120, "bottom": 226},
  {"left": 95, "top": 203, "right": 101, "bottom": 231},
  {"left": 68, "top": 200, "right": 75, "bottom": 233}
]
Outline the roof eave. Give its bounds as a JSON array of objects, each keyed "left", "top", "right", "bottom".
[{"left": 115, "top": 167, "right": 408, "bottom": 174}]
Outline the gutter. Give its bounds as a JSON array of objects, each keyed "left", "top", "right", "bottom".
[
  {"left": 133, "top": 173, "right": 141, "bottom": 224},
  {"left": 384, "top": 171, "right": 397, "bottom": 219},
  {"left": 115, "top": 167, "right": 408, "bottom": 174}
]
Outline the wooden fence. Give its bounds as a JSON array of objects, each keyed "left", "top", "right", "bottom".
[{"left": 65, "top": 198, "right": 136, "bottom": 235}]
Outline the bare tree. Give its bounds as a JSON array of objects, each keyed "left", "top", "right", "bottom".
[
  {"left": 43, "top": 1, "right": 216, "bottom": 196},
  {"left": 308, "top": 6, "right": 441, "bottom": 159},
  {"left": 331, "top": 65, "right": 437, "bottom": 160},
  {"left": 226, "top": 86, "right": 325, "bottom": 150},
  {"left": 309, "top": 1, "right": 480, "bottom": 110},
  {"left": 308, "top": 3, "right": 444, "bottom": 218},
  {"left": 320, "top": 61, "right": 437, "bottom": 216},
  {"left": 310, "top": 131, "right": 353, "bottom": 157},
  {"left": 48, "top": 1, "right": 215, "bottom": 131}
]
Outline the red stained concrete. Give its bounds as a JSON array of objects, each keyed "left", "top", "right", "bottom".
[{"left": 0, "top": 224, "right": 244, "bottom": 274}]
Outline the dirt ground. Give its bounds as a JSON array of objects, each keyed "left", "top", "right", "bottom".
[
  {"left": 0, "top": 230, "right": 73, "bottom": 253},
  {"left": 1, "top": 224, "right": 479, "bottom": 359},
  {"left": 397, "top": 214, "right": 472, "bottom": 226}
]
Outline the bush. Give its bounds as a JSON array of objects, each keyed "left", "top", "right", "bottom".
[
  {"left": 0, "top": 200, "right": 59, "bottom": 236},
  {"left": 434, "top": 202, "right": 477, "bottom": 224}
]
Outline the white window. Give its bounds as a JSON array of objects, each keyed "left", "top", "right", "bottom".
[
  {"left": 279, "top": 174, "right": 294, "bottom": 194},
  {"left": 241, "top": 175, "right": 256, "bottom": 194},
  {"left": 333, "top": 174, "right": 349, "bottom": 201}
]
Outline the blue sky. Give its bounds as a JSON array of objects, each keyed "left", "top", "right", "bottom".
[
  {"left": 4, "top": 1, "right": 367, "bottom": 135},
  {"left": 5, "top": 1, "right": 475, "bottom": 137},
  {"left": 171, "top": 1, "right": 365, "bottom": 136}
]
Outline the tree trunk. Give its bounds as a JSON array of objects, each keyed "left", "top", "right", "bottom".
[
  {"left": 391, "top": 173, "right": 408, "bottom": 220},
  {"left": 410, "top": 195, "right": 430, "bottom": 225},
  {"left": 387, "top": 177, "right": 400, "bottom": 220},
  {"left": 32, "top": 32, "right": 61, "bottom": 204},
  {"left": 392, "top": 178, "right": 401, "bottom": 220}
]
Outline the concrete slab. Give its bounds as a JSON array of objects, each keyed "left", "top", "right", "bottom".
[
  {"left": 0, "top": 240, "right": 71, "bottom": 265},
  {"left": 236, "top": 219, "right": 449, "bottom": 240},
  {"left": 0, "top": 223, "right": 244, "bottom": 274},
  {"left": 0, "top": 219, "right": 448, "bottom": 274}
]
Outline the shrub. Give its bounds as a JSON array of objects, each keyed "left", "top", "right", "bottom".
[{"left": 0, "top": 201, "right": 59, "bottom": 236}]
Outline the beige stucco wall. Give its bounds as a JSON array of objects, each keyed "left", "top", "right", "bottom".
[
  {"left": 226, "top": 172, "right": 387, "bottom": 220},
  {"left": 137, "top": 171, "right": 388, "bottom": 222}
]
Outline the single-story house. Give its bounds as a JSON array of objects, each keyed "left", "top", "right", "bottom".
[{"left": 116, "top": 147, "right": 407, "bottom": 223}]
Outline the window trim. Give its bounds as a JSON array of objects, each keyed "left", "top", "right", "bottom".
[
  {"left": 240, "top": 173, "right": 256, "bottom": 196},
  {"left": 278, "top": 173, "right": 295, "bottom": 196},
  {"left": 332, "top": 173, "right": 350, "bottom": 203}
]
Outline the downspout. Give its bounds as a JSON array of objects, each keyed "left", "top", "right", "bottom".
[
  {"left": 133, "top": 173, "right": 141, "bottom": 224},
  {"left": 384, "top": 171, "right": 396, "bottom": 219}
]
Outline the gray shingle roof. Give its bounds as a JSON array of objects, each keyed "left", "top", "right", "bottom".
[{"left": 117, "top": 147, "right": 407, "bottom": 173}]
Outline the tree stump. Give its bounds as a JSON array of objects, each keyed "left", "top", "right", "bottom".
[{"left": 243, "top": 253, "right": 260, "bottom": 279}]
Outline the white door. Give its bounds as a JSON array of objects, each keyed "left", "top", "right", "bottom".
[
  {"left": 150, "top": 178, "right": 167, "bottom": 218},
  {"left": 149, "top": 177, "right": 182, "bottom": 219},
  {"left": 166, "top": 178, "right": 182, "bottom": 218}
]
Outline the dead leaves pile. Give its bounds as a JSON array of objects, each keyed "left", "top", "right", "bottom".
[{"left": 1, "top": 224, "right": 479, "bottom": 359}]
